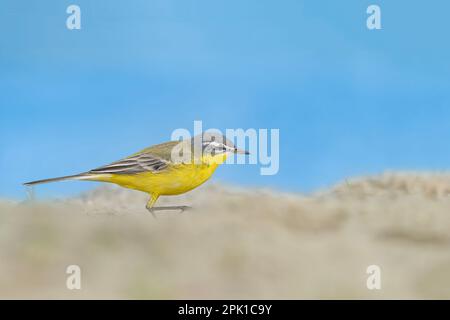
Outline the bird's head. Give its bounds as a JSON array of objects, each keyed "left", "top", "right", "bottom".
[{"left": 192, "top": 132, "right": 249, "bottom": 165}]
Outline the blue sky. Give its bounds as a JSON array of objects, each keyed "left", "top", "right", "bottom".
[{"left": 1, "top": 0, "right": 450, "bottom": 199}]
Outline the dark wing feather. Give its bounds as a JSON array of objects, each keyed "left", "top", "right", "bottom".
[{"left": 88, "top": 153, "right": 169, "bottom": 175}]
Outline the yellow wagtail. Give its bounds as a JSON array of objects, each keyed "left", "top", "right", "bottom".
[{"left": 24, "top": 133, "right": 249, "bottom": 215}]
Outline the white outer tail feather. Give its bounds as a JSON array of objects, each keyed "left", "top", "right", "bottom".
[{"left": 23, "top": 173, "right": 100, "bottom": 186}]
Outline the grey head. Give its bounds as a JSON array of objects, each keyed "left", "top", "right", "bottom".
[{"left": 191, "top": 132, "right": 249, "bottom": 157}]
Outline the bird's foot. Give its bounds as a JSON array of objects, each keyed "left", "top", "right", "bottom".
[{"left": 146, "top": 205, "right": 192, "bottom": 218}]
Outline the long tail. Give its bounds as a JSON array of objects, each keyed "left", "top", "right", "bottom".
[{"left": 23, "top": 173, "right": 93, "bottom": 186}]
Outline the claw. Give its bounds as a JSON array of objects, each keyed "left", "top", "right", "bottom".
[{"left": 146, "top": 205, "right": 192, "bottom": 217}]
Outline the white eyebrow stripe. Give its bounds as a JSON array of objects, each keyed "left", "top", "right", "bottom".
[{"left": 209, "top": 141, "right": 223, "bottom": 147}]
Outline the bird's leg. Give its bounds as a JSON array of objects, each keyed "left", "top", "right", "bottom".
[
  {"left": 146, "top": 194, "right": 160, "bottom": 218},
  {"left": 146, "top": 194, "right": 192, "bottom": 217}
]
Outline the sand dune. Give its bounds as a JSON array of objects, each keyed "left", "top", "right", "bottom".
[{"left": 1, "top": 172, "right": 450, "bottom": 299}]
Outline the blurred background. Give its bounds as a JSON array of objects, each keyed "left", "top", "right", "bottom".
[
  {"left": 1, "top": 0, "right": 450, "bottom": 299},
  {"left": 2, "top": 0, "right": 450, "bottom": 198}
]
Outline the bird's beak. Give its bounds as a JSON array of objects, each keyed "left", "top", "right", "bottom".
[{"left": 234, "top": 148, "right": 250, "bottom": 155}]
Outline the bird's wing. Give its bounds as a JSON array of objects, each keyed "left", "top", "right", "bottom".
[{"left": 88, "top": 153, "right": 169, "bottom": 175}]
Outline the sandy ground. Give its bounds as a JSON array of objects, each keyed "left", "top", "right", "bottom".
[{"left": 1, "top": 171, "right": 450, "bottom": 299}]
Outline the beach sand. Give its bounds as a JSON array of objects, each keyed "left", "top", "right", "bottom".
[{"left": 1, "top": 171, "right": 450, "bottom": 299}]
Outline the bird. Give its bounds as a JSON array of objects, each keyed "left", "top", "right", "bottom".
[{"left": 23, "top": 132, "right": 249, "bottom": 215}]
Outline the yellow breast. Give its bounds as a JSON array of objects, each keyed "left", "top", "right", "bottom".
[{"left": 95, "top": 162, "right": 220, "bottom": 196}]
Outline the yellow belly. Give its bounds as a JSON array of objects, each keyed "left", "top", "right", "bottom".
[{"left": 92, "top": 163, "right": 219, "bottom": 196}]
